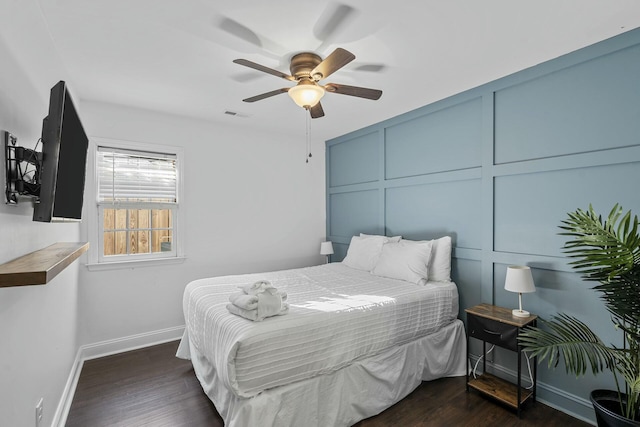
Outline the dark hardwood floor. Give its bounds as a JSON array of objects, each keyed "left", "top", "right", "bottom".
[{"left": 66, "top": 341, "right": 591, "bottom": 427}]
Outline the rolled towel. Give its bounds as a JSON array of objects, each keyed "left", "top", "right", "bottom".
[
  {"left": 257, "top": 291, "right": 282, "bottom": 320},
  {"left": 240, "top": 280, "right": 275, "bottom": 295},
  {"left": 229, "top": 291, "right": 288, "bottom": 310},
  {"left": 226, "top": 302, "right": 289, "bottom": 322},
  {"left": 229, "top": 292, "right": 258, "bottom": 310}
]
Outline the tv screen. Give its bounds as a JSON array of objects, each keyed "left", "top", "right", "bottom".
[{"left": 33, "top": 81, "right": 89, "bottom": 222}]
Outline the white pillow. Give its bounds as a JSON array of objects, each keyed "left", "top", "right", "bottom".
[
  {"left": 371, "top": 239, "right": 433, "bottom": 285},
  {"left": 359, "top": 233, "right": 402, "bottom": 243},
  {"left": 429, "top": 236, "right": 452, "bottom": 282},
  {"left": 342, "top": 236, "right": 386, "bottom": 271}
]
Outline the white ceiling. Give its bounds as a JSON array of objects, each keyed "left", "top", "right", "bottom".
[{"left": 36, "top": 0, "right": 640, "bottom": 143}]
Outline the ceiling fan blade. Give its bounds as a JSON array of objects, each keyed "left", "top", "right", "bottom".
[
  {"left": 242, "top": 88, "right": 289, "bottom": 103},
  {"left": 233, "top": 59, "right": 295, "bottom": 81},
  {"left": 310, "top": 48, "right": 355, "bottom": 80},
  {"left": 324, "top": 83, "right": 382, "bottom": 100},
  {"left": 218, "top": 17, "right": 288, "bottom": 58},
  {"left": 309, "top": 102, "right": 325, "bottom": 119},
  {"left": 220, "top": 17, "right": 262, "bottom": 48},
  {"left": 314, "top": 4, "right": 356, "bottom": 45}
]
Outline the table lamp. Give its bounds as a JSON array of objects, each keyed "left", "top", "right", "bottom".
[
  {"left": 504, "top": 265, "right": 536, "bottom": 317},
  {"left": 320, "top": 241, "right": 334, "bottom": 263}
]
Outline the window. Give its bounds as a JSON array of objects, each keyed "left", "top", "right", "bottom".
[{"left": 92, "top": 144, "right": 182, "bottom": 265}]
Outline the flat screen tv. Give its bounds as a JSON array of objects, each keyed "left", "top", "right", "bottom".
[{"left": 33, "top": 80, "right": 89, "bottom": 222}]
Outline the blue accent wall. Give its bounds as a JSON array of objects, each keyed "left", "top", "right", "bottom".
[{"left": 326, "top": 28, "right": 640, "bottom": 423}]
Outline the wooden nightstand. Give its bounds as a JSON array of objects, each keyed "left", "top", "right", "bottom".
[{"left": 465, "top": 303, "right": 537, "bottom": 417}]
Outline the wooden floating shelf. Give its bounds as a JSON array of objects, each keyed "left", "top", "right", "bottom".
[{"left": 0, "top": 242, "right": 89, "bottom": 287}]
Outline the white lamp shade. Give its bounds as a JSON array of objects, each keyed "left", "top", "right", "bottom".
[
  {"left": 288, "top": 81, "right": 325, "bottom": 108},
  {"left": 320, "top": 241, "right": 334, "bottom": 256},
  {"left": 504, "top": 266, "right": 536, "bottom": 293}
]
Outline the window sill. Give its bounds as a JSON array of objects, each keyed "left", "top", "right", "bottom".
[{"left": 85, "top": 256, "right": 186, "bottom": 271}]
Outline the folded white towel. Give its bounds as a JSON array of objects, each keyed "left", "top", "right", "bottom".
[
  {"left": 226, "top": 302, "right": 289, "bottom": 321},
  {"left": 229, "top": 290, "right": 288, "bottom": 310},
  {"left": 257, "top": 291, "right": 282, "bottom": 319},
  {"left": 240, "top": 280, "right": 275, "bottom": 295},
  {"left": 228, "top": 280, "right": 289, "bottom": 320},
  {"left": 229, "top": 292, "right": 259, "bottom": 310}
]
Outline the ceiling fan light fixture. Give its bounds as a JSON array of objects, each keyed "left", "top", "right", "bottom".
[
  {"left": 288, "top": 80, "right": 325, "bottom": 109},
  {"left": 233, "top": 48, "right": 381, "bottom": 118}
]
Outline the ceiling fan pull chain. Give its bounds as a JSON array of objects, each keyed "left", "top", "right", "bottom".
[{"left": 305, "top": 110, "right": 311, "bottom": 163}]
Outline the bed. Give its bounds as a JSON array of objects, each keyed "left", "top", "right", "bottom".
[{"left": 177, "top": 236, "right": 466, "bottom": 426}]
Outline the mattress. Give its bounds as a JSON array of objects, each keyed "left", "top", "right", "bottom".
[{"left": 180, "top": 263, "right": 459, "bottom": 398}]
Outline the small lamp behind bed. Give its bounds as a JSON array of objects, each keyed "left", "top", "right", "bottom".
[
  {"left": 320, "top": 241, "right": 334, "bottom": 264},
  {"left": 504, "top": 265, "right": 536, "bottom": 317}
]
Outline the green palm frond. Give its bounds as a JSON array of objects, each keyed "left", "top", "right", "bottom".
[
  {"left": 518, "top": 314, "right": 618, "bottom": 376},
  {"left": 631, "top": 376, "right": 640, "bottom": 398},
  {"left": 524, "top": 204, "right": 640, "bottom": 420},
  {"left": 616, "top": 356, "right": 640, "bottom": 391},
  {"left": 593, "top": 268, "right": 640, "bottom": 325},
  {"left": 559, "top": 204, "right": 640, "bottom": 282},
  {"left": 615, "top": 355, "right": 640, "bottom": 419},
  {"left": 560, "top": 204, "right": 640, "bottom": 325}
]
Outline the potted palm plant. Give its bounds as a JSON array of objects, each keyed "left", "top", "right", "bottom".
[{"left": 518, "top": 204, "right": 640, "bottom": 427}]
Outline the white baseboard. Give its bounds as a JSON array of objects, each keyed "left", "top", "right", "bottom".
[
  {"left": 53, "top": 325, "right": 185, "bottom": 427},
  {"left": 52, "top": 347, "right": 84, "bottom": 427},
  {"left": 81, "top": 325, "right": 185, "bottom": 361}
]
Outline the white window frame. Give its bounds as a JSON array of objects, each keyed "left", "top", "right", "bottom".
[{"left": 86, "top": 138, "right": 185, "bottom": 270}]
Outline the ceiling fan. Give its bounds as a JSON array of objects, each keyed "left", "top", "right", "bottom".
[{"left": 233, "top": 48, "right": 382, "bottom": 119}]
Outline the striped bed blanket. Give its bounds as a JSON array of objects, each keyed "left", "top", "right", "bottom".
[{"left": 179, "top": 263, "right": 459, "bottom": 398}]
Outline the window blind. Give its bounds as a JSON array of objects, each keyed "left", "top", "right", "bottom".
[{"left": 97, "top": 147, "right": 177, "bottom": 203}]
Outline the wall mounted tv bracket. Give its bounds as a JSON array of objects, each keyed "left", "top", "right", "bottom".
[{"left": 3, "top": 130, "right": 42, "bottom": 205}]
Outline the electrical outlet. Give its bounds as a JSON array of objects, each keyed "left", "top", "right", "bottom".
[{"left": 35, "top": 398, "right": 43, "bottom": 427}]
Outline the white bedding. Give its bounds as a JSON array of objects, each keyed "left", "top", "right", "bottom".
[
  {"left": 182, "top": 318, "right": 466, "bottom": 427},
  {"left": 178, "top": 263, "right": 459, "bottom": 398}
]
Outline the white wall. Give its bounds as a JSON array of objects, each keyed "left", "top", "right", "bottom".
[
  {"left": 77, "top": 102, "right": 327, "bottom": 347},
  {"left": 0, "top": 2, "right": 82, "bottom": 427},
  {"left": 0, "top": 3, "right": 326, "bottom": 426}
]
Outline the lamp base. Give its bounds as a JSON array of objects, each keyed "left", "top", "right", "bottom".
[{"left": 512, "top": 308, "right": 530, "bottom": 318}]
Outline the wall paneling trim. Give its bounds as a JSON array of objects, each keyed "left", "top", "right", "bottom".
[{"left": 325, "top": 28, "right": 640, "bottom": 424}]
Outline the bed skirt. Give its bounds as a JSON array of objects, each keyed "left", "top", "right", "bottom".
[{"left": 177, "top": 318, "right": 466, "bottom": 427}]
